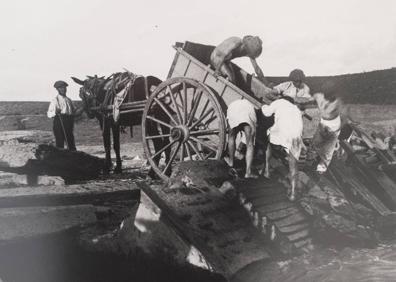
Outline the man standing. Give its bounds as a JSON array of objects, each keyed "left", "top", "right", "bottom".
[
  {"left": 210, "top": 35, "right": 267, "bottom": 84},
  {"left": 47, "top": 80, "right": 79, "bottom": 151},
  {"left": 312, "top": 80, "right": 342, "bottom": 173}
]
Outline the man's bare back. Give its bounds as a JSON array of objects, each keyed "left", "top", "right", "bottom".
[{"left": 210, "top": 36, "right": 264, "bottom": 83}]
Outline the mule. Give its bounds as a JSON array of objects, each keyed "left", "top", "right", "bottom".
[{"left": 72, "top": 72, "right": 170, "bottom": 176}]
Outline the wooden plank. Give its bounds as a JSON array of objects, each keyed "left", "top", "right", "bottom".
[
  {"left": 255, "top": 201, "right": 295, "bottom": 214},
  {"left": 277, "top": 222, "right": 310, "bottom": 234},
  {"left": 287, "top": 229, "right": 310, "bottom": 242},
  {"left": 273, "top": 213, "right": 307, "bottom": 228},
  {"left": 0, "top": 205, "right": 96, "bottom": 243},
  {"left": 238, "top": 186, "right": 284, "bottom": 200},
  {"left": 266, "top": 206, "right": 301, "bottom": 221},
  {"left": 249, "top": 194, "right": 288, "bottom": 208},
  {"left": 332, "top": 163, "right": 391, "bottom": 216},
  {"left": 293, "top": 238, "right": 312, "bottom": 249},
  {"left": 0, "top": 181, "right": 140, "bottom": 208},
  {"left": 340, "top": 140, "right": 396, "bottom": 209}
]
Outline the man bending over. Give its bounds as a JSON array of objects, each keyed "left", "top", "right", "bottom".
[
  {"left": 261, "top": 97, "right": 304, "bottom": 201},
  {"left": 226, "top": 99, "right": 258, "bottom": 178},
  {"left": 210, "top": 36, "right": 267, "bottom": 84}
]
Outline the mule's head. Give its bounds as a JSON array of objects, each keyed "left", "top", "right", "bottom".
[{"left": 71, "top": 75, "right": 108, "bottom": 118}]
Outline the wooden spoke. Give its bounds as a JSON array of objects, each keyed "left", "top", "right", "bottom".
[
  {"left": 153, "top": 97, "right": 178, "bottom": 125},
  {"left": 185, "top": 143, "right": 192, "bottom": 160},
  {"left": 183, "top": 82, "right": 188, "bottom": 124},
  {"left": 190, "top": 136, "right": 218, "bottom": 153},
  {"left": 163, "top": 142, "right": 181, "bottom": 174},
  {"left": 167, "top": 86, "right": 183, "bottom": 124},
  {"left": 204, "top": 115, "right": 218, "bottom": 127},
  {"left": 187, "top": 140, "right": 204, "bottom": 160},
  {"left": 146, "top": 115, "right": 173, "bottom": 129},
  {"left": 190, "top": 107, "right": 215, "bottom": 130},
  {"left": 198, "top": 99, "right": 210, "bottom": 120},
  {"left": 150, "top": 140, "right": 177, "bottom": 161},
  {"left": 179, "top": 142, "right": 185, "bottom": 161},
  {"left": 189, "top": 129, "right": 220, "bottom": 136},
  {"left": 142, "top": 77, "right": 226, "bottom": 181},
  {"left": 187, "top": 89, "right": 203, "bottom": 126},
  {"left": 145, "top": 133, "right": 171, "bottom": 140}
]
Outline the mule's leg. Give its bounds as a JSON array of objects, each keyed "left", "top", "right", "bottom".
[
  {"left": 102, "top": 118, "right": 112, "bottom": 174},
  {"left": 112, "top": 123, "right": 122, "bottom": 174}
]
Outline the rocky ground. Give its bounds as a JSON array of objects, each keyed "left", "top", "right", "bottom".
[{"left": 2, "top": 101, "right": 396, "bottom": 281}]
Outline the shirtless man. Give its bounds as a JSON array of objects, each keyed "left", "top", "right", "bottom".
[
  {"left": 210, "top": 36, "right": 267, "bottom": 84},
  {"left": 226, "top": 99, "right": 258, "bottom": 178},
  {"left": 312, "top": 80, "right": 342, "bottom": 173}
]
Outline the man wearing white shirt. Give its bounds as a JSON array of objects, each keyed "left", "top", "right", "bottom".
[
  {"left": 261, "top": 96, "right": 304, "bottom": 201},
  {"left": 47, "top": 80, "right": 80, "bottom": 150},
  {"left": 270, "top": 69, "right": 313, "bottom": 104}
]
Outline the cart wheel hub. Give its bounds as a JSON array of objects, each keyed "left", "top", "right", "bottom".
[{"left": 171, "top": 126, "right": 190, "bottom": 143}]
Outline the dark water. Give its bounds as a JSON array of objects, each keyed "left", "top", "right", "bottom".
[
  {"left": 233, "top": 243, "right": 396, "bottom": 282},
  {"left": 3, "top": 229, "right": 396, "bottom": 282},
  {"left": 0, "top": 231, "right": 225, "bottom": 282}
]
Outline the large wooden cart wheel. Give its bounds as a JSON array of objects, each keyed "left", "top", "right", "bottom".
[{"left": 142, "top": 77, "right": 226, "bottom": 181}]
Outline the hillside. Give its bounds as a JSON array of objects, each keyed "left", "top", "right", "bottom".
[{"left": 268, "top": 68, "right": 396, "bottom": 104}]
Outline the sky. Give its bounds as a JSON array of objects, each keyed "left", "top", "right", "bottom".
[{"left": 1, "top": 0, "right": 395, "bottom": 101}]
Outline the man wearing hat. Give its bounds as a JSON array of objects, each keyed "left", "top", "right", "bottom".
[
  {"left": 210, "top": 35, "right": 267, "bottom": 84},
  {"left": 270, "top": 69, "right": 313, "bottom": 104},
  {"left": 47, "top": 80, "right": 80, "bottom": 151}
]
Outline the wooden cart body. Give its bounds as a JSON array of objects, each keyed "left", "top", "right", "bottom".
[{"left": 168, "top": 41, "right": 273, "bottom": 109}]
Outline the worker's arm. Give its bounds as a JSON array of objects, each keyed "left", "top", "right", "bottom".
[
  {"left": 47, "top": 98, "right": 59, "bottom": 118},
  {"left": 250, "top": 58, "right": 269, "bottom": 85},
  {"left": 294, "top": 84, "right": 315, "bottom": 105}
]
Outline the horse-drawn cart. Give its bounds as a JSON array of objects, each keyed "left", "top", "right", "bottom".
[{"left": 141, "top": 41, "right": 273, "bottom": 180}]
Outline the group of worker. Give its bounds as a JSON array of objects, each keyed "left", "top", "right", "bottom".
[
  {"left": 211, "top": 35, "right": 342, "bottom": 201},
  {"left": 47, "top": 35, "right": 342, "bottom": 200}
]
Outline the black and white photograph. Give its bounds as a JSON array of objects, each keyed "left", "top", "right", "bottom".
[{"left": 1, "top": 0, "right": 396, "bottom": 281}]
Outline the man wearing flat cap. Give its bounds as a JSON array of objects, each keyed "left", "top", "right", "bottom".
[
  {"left": 210, "top": 35, "right": 268, "bottom": 84},
  {"left": 47, "top": 80, "right": 81, "bottom": 150}
]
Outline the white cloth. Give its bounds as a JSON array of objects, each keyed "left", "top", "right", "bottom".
[
  {"left": 47, "top": 95, "right": 75, "bottom": 118},
  {"left": 261, "top": 99, "right": 304, "bottom": 159},
  {"left": 227, "top": 99, "right": 257, "bottom": 129},
  {"left": 320, "top": 116, "right": 341, "bottom": 132},
  {"left": 274, "top": 81, "right": 311, "bottom": 100},
  {"left": 314, "top": 115, "right": 341, "bottom": 172}
]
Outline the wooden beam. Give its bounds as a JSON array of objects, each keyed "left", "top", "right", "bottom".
[
  {"left": 340, "top": 140, "right": 396, "bottom": 210},
  {"left": 0, "top": 181, "right": 139, "bottom": 208}
]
